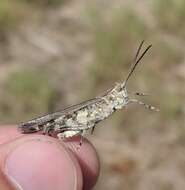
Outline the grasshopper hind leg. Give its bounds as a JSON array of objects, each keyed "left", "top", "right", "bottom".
[{"left": 57, "top": 129, "right": 86, "bottom": 146}]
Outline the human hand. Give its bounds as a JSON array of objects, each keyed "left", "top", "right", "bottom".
[{"left": 0, "top": 126, "right": 99, "bottom": 190}]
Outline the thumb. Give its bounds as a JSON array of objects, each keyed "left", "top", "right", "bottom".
[{"left": 0, "top": 135, "right": 82, "bottom": 190}]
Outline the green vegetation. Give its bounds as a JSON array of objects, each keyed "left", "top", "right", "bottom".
[
  {"left": 154, "top": 0, "right": 185, "bottom": 38},
  {"left": 0, "top": 0, "right": 183, "bottom": 136},
  {"left": 0, "top": 0, "right": 65, "bottom": 38},
  {"left": 87, "top": 7, "right": 148, "bottom": 93},
  {"left": 160, "top": 91, "right": 182, "bottom": 119},
  {"left": 22, "top": 0, "right": 65, "bottom": 7},
  {"left": 0, "top": 68, "right": 60, "bottom": 122},
  {"left": 83, "top": 3, "right": 184, "bottom": 135},
  {"left": 155, "top": 40, "right": 183, "bottom": 68},
  {"left": 0, "top": 0, "right": 27, "bottom": 35}
]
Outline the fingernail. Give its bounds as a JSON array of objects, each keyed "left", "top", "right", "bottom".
[{"left": 4, "top": 139, "right": 82, "bottom": 190}]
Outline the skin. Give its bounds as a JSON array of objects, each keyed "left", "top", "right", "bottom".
[{"left": 0, "top": 126, "right": 100, "bottom": 190}]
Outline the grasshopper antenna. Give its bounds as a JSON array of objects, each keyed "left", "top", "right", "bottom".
[
  {"left": 134, "top": 40, "right": 144, "bottom": 62},
  {"left": 123, "top": 41, "right": 152, "bottom": 87}
]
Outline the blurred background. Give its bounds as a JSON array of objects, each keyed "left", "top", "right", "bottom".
[{"left": 0, "top": 0, "right": 185, "bottom": 189}]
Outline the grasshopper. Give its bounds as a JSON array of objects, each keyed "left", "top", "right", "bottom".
[{"left": 19, "top": 41, "right": 158, "bottom": 143}]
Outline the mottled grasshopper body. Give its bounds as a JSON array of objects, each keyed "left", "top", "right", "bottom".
[{"left": 19, "top": 41, "right": 158, "bottom": 140}]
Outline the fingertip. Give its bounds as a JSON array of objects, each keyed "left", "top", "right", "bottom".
[
  {"left": 0, "top": 126, "right": 100, "bottom": 189},
  {"left": 0, "top": 135, "right": 83, "bottom": 190},
  {"left": 64, "top": 136, "right": 100, "bottom": 189},
  {"left": 0, "top": 126, "right": 24, "bottom": 145}
]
